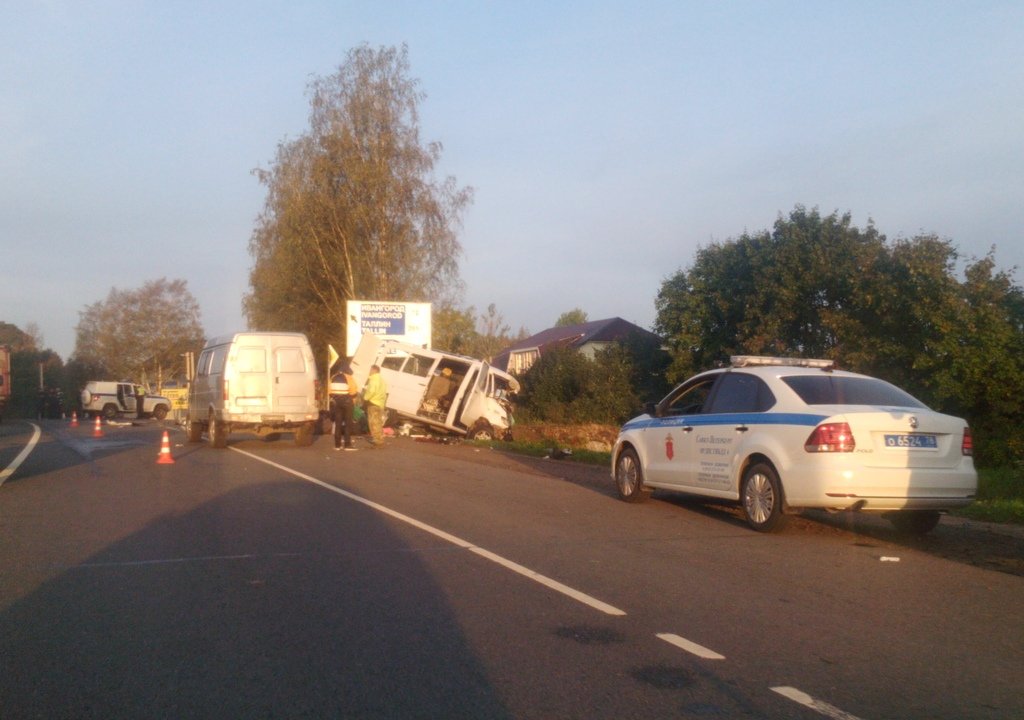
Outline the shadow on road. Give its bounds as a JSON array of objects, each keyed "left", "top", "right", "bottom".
[{"left": 0, "top": 466, "right": 512, "bottom": 718}]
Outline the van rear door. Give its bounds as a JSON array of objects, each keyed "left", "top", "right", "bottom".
[
  {"left": 232, "top": 343, "right": 272, "bottom": 412},
  {"left": 272, "top": 342, "right": 311, "bottom": 411}
]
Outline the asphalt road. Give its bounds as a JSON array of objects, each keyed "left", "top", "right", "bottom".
[{"left": 1, "top": 419, "right": 1021, "bottom": 719}]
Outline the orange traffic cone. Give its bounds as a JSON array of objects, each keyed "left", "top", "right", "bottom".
[
  {"left": 157, "top": 431, "right": 175, "bottom": 464},
  {"left": 93, "top": 415, "right": 103, "bottom": 438},
  {"left": 70, "top": 411, "right": 78, "bottom": 427}
]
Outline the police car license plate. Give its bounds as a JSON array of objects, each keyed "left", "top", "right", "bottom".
[{"left": 884, "top": 434, "right": 938, "bottom": 449}]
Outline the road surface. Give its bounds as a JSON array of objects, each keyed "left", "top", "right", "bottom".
[{"left": 1, "top": 419, "right": 1021, "bottom": 719}]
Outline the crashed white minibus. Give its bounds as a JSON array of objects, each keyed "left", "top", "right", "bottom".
[{"left": 350, "top": 334, "right": 519, "bottom": 440}]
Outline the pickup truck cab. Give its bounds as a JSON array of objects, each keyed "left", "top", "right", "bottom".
[{"left": 350, "top": 334, "right": 519, "bottom": 440}]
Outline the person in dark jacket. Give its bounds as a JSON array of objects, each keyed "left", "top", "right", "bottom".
[{"left": 330, "top": 363, "right": 360, "bottom": 451}]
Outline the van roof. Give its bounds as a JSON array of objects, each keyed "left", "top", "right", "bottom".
[{"left": 204, "top": 331, "right": 311, "bottom": 348}]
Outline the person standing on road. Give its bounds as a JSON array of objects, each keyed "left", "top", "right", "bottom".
[
  {"left": 363, "top": 364, "right": 387, "bottom": 448},
  {"left": 135, "top": 384, "right": 146, "bottom": 420},
  {"left": 330, "top": 362, "right": 359, "bottom": 451}
]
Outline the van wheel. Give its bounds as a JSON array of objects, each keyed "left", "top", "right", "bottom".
[
  {"left": 294, "top": 422, "right": 315, "bottom": 447},
  {"left": 152, "top": 405, "right": 168, "bottom": 421},
  {"left": 209, "top": 415, "right": 228, "bottom": 449},
  {"left": 186, "top": 417, "right": 203, "bottom": 443},
  {"left": 468, "top": 420, "right": 494, "bottom": 441},
  {"left": 102, "top": 404, "right": 118, "bottom": 420}
]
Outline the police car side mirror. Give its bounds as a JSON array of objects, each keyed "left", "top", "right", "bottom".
[{"left": 644, "top": 401, "right": 659, "bottom": 417}]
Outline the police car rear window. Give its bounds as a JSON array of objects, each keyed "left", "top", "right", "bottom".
[{"left": 782, "top": 376, "right": 927, "bottom": 408}]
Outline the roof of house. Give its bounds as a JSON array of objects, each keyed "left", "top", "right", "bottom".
[{"left": 492, "top": 317, "right": 661, "bottom": 371}]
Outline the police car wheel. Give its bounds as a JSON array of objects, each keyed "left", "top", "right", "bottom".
[
  {"left": 615, "top": 447, "right": 650, "bottom": 503},
  {"left": 741, "top": 462, "right": 787, "bottom": 532}
]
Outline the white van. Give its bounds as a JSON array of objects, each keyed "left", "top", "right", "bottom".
[
  {"left": 350, "top": 334, "right": 519, "bottom": 440},
  {"left": 186, "top": 332, "right": 319, "bottom": 448}
]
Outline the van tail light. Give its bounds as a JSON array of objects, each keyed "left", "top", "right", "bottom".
[
  {"left": 962, "top": 427, "right": 973, "bottom": 456},
  {"left": 220, "top": 378, "right": 229, "bottom": 402},
  {"left": 805, "top": 422, "right": 855, "bottom": 453}
]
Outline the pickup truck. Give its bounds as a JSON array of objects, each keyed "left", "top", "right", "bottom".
[{"left": 80, "top": 381, "right": 172, "bottom": 420}]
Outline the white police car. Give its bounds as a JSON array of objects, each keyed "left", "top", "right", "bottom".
[{"left": 611, "top": 356, "right": 977, "bottom": 534}]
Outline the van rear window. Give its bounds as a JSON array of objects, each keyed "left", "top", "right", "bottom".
[
  {"left": 236, "top": 347, "right": 267, "bottom": 373},
  {"left": 275, "top": 347, "right": 306, "bottom": 373},
  {"left": 782, "top": 375, "right": 927, "bottom": 408}
]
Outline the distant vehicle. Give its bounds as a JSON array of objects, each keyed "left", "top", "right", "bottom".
[
  {"left": 612, "top": 356, "right": 977, "bottom": 534},
  {"left": 0, "top": 345, "right": 10, "bottom": 422},
  {"left": 80, "top": 381, "right": 171, "bottom": 420},
  {"left": 186, "top": 332, "right": 319, "bottom": 448},
  {"left": 350, "top": 334, "right": 520, "bottom": 440}
]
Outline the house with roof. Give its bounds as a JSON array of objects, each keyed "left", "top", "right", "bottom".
[{"left": 492, "top": 317, "right": 662, "bottom": 375}]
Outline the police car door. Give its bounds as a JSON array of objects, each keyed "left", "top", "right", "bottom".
[
  {"left": 117, "top": 383, "right": 135, "bottom": 414},
  {"left": 642, "top": 374, "right": 718, "bottom": 487},
  {"left": 687, "top": 372, "right": 772, "bottom": 493}
]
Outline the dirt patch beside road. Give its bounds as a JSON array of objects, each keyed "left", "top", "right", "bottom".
[{"left": 512, "top": 423, "right": 619, "bottom": 451}]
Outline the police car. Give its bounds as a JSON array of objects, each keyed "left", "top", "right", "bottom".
[{"left": 611, "top": 356, "right": 977, "bottom": 534}]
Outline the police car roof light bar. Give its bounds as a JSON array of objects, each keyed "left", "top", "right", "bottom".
[{"left": 730, "top": 355, "right": 835, "bottom": 369}]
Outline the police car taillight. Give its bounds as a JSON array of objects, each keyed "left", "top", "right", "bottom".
[
  {"left": 805, "top": 422, "right": 855, "bottom": 452},
  {"left": 962, "top": 428, "right": 973, "bottom": 456}
]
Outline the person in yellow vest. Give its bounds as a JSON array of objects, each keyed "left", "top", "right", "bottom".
[
  {"left": 329, "top": 362, "right": 360, "bottom": 451},
  {"left": 362, "top": 364, "right": 387, "bottom": 448}
]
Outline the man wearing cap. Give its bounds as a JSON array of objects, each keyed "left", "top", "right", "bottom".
[{"left": 330, "top": 363, "right": 360, "bottom": 451}]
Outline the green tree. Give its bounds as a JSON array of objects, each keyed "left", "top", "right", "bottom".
[
  {"left": 554, "top": 308, "right": 588, "bottom": 327},
  {"left": 72, "top": 278, "right": 205, "bottom": 382},
  {"left": 432, "top": 304, "right": 477, "bottom": 355},
  {"left": 655, "top": 206, "right": 1024, "bottom": 466},
  {"left": 655, "top": 206, "right": 888, "bottom": 380},
  {"left": 245, "top": 44, "right": 472, "bottom": 363}
]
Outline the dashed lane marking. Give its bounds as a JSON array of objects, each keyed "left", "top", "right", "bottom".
[
  {"left": 772, "top": 686, "right": 866, "bottom": 720},
  {"left": 656, "top": 632, "right": 726, "bottom": 660}
]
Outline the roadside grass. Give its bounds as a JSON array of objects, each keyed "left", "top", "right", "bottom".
[{"left": 952, "top": 466, "right": 1024, "bottom": 525}]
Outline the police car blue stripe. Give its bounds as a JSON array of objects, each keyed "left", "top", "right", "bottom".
[{"left": 622, "top": 413, "right": 828, "bottom": 431}]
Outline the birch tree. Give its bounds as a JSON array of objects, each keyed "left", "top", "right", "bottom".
[{"left": 245, "top": 44, "right": 472, "bottom": 357}]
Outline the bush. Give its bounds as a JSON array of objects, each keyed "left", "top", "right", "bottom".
[{"left": 517, "top": 344, "right": 647, "bottom": 425}]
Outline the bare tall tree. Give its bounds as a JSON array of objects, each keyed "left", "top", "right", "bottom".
[{"left": 245, "top": 44, "right": 473, "bottom": 356}]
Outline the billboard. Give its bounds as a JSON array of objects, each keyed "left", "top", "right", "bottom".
[{"left": 345, "top": 300, "right": 432, "bottom": 357}]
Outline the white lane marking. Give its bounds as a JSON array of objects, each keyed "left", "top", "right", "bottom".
[
  {"left": 0, "top": 422, "right": 42, "bottom": 487},
  {"left": 771, "top": 686, "right": 866, "bottom": 720},
  {"left": 469, "top": 546, "right": 626, "bottom": 616},
  {"left": 656, "top": 632, "right": 726, "bottom": 660},
  {"left": 230, "top": 446, "right": 627, "bottom": 617}
]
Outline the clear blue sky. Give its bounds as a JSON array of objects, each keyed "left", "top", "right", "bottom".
[{"left": 3, "top": 1, "right": 1022, "bottom": 359}]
